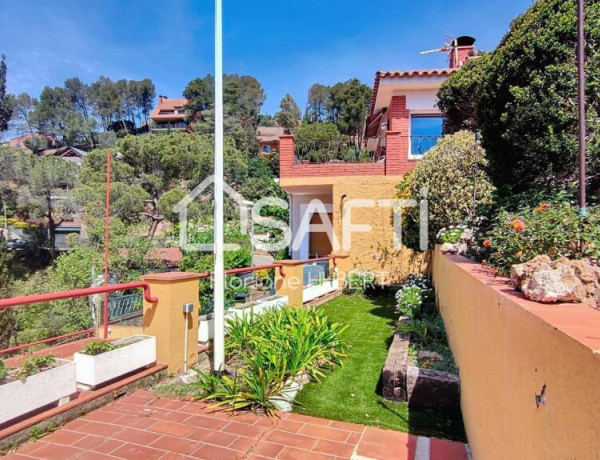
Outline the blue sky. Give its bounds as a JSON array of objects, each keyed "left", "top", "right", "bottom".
[{"left": 1, "top": 0, "right": 531, "bottom": 115}]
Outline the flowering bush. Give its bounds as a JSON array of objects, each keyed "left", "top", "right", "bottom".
[
  {"left": 395, "top": 275, "right": 435, "bottom": 318},
  {"left": 482, "top": 192, "right": 600, "bottom": 275}
]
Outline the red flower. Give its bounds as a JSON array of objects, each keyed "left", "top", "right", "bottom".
[
  {"left": 511, "top": 219, "right": 526, "bottom": 233},
  {"left": 483, "top": 239, "right": 491, "bottom": 248},
  {"left": 481, "top": 260, "right": 487, "bottom": 266}
]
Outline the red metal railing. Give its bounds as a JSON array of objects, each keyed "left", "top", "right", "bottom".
[
  {"left": 0, "top": 281, "right": 158, "bottom": 310},
  {"left": 0, "top": 282, "right": 158, "bottom": 355},
  {"left": 0, "top": 257, "right": 334, "bottom": 355}
]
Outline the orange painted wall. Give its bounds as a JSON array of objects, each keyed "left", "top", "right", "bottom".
[{"left": 433, "top": 247, "right": 600, "bottom": 459}]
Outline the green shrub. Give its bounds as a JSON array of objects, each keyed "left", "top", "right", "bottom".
[
  {"left": 439, "top": 0, "right": 600, "bottom": 195},
  {"left": 190, "top": 306, "right": 347, "bottom": 413},
  {"left": 398, "top": 131, "right": 495, "bottom": 249},
  {"left": 0, "top": 359, "right": 6, "bottom": 381},
  {"left": 437, "top": 226, "right": 467, "bottom": 244},
  {"left": 484, "top": 192, "right": 600, "bottom": 275},
  {"left": 19, "top": 356, "right": 55, "bottom": 380},
  {"left": 344, "top": 271, "right": 375, "bottom": 296},
  {"left": 82, "top": 340, "right": 115, "bottom": 356}
]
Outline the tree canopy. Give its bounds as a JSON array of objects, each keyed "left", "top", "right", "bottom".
[
  {"left": 274, "top": 94, "right": 301, "bottom": 132},
  {"left": 438, "top": 0, "right": 600, "bottom": 196},
  {"left": 0, "top": 55, "right": 12, "bottom": 133}
]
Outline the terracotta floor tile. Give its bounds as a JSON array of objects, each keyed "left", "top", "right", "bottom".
[
  {"left": 328, "top": 421, "right": 365, "bottom": 433},
  {"left": 150, "top": 398, "right": 187, "bottom": 411},
  {"left": 147, "top": 409, "right": 190, "bottom": 424},
  {"left": 277, "top": 446, "right": 335, "bottom": 460},
  {"left": 111, "top": 427, "right": 162, "bottom": 445},
  {"left": 76, "top": 421, "right": 123, "bottom": 438},
  {"left": 183, "top": 414, "right": 228, "bottom": 430},
  {"left": 147, "top": 420, "right": 196, "bottom": 438},
  {"left": 110, "top": 443, "right": 165, "bottom": 460},
  {"left": 24, "top": 443, "right": 84, "bottom": 460},
  {"left": 252, "top": 440, "right": 286, "bottom": 458},
  {"left": 90, "top": 439, "right": 125, "bottom": 455},
  {"left": 312, "top": 439, "right": 355, "bottom": 458},
  {"left": 82, "top": 410, "right": 122, "bottom": 424},
  {"left": 118, "top": 395, "right": 150, "bottom": 407},
  {"left": 150, "top": 434, "right": 202, "bottom": 455},
  {"left": 265, "top": 430, "right": 317, "bottom": 450},
  {"left": 223, "top": 421, "right": 268, "bottom": 438},
  {"left": 273, "top": 419, "right": 304, "bottom": 433},
  {"left": 14, "top": 441, "right": 46, "bottom": 455},
  {"left": 285, "top": 413, "right": 331, "bottom": 426},
  {"left": 192, "top": 443, "right": 244, "bottom": 460},
  {"left": 298, "top": 424, "right": 350, "bottom": 442},
  {"left": 4, "top": 454, "right": 37, "bottom": 459},
  {"left": 430, "top": 438, "right": 468, "bottom": 460},
  {"left": 73, "top": 451, "right": 116, "bottom": 460},
  {"left": 72, "top": 435, "right": 107, "bottom": 450},
  {"left": 129, "top": 416, "right": 157, "bottom": 429},
  {"left": 178, "top": 402, "right": 211, "bottom": 415},
  {"left": 202, "top": 430, "right": 240, "bottom": 447},
  {"left": 229, "top": 435, "right": 257, "bottom": 452},
  {"left": 42, "top": 429, "right": 86, "bottom": 446},
  {"left": 356, "top": 427, "right": 417, "bottom": 460}
]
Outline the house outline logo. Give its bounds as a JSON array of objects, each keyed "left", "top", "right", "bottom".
[{"left": 173, "top": 175, "right": 251, "bottom": 252}]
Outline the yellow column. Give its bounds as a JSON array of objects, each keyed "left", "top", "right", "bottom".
[
  {"left": 141, "top": 272, "right": 201, "bottom": 373},
  {"left": 331, "top": 252, "right": 351, "bottom": 289},
  {"left": 275, "top": 260, "right": 305, "bottom": 307}
]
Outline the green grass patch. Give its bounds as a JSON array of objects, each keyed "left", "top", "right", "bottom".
[{"left": 294, "top": 295, "right": 466, "bottom": 441}]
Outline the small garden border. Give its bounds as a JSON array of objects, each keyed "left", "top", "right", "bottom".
[{"left": 382, "top": 317, "right": 460, "bottom": 410}]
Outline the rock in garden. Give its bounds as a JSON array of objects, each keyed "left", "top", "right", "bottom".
[
  {"left": 440, "top": 243, "right": 458, "bottom": 255},
  {"left": 511, "top": 256, "right": 600, "bottom": 307}
]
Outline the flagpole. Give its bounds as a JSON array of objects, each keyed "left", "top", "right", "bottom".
[{"left": 213, "top": 0, "right": 225, "bottom": 373}]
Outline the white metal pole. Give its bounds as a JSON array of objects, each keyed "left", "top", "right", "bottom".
[{"left": 213, "top": 0, "right": 225, "bottom": 373}]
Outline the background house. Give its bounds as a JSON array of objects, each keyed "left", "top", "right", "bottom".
[
  {"left": 256, "top": 126, "right": 284, "bottom": 155},
  {"left": 149, "top": 96, "right": 188, "bottom": 132}
]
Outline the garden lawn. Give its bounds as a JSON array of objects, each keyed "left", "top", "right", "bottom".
[{"left": 294, "top": 294, "right": 465, "bottom": 441}]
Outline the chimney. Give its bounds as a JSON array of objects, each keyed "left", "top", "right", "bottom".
[
  {"left": 449, "top": 36, "right": 476, "bottom": 69},
  {"left": 159, "top": 95, "right": 168, "bottom": 104}
]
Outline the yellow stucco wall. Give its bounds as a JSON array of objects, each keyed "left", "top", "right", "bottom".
[
  {"left": 433, "top": 247, "right": 600, "bottom": 459},
  {"left": 282, "top": 175, "right": 427, "bottom": 283}
]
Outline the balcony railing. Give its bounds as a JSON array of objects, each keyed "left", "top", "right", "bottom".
[
  {"left": 294, "top": 137, "right": 373, "bottom": 164},
  {"left": 149, "top": 122, "right": 188, "bottom": 131}
]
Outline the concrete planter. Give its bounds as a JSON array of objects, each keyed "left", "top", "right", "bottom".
[
  {"left": 303, "top": 279, "right": 338, "bottom": 303},
  {"left": 198, "top": 295, "right": 289, "bottom": 342},
  {"left": 0, "top": 358, "right": 76, "bottom": 425},
  {"left": 74, "top": 335, "right": 156, "bottom": 388}
]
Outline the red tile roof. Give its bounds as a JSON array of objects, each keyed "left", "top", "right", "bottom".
[
  {"left": 368, "top": 68, "right": 457, "bottom": 116},
  {"left": 150, "top": 98, "right": 188, "bottom": 122}
]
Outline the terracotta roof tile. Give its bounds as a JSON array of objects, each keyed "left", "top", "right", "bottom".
[{"left": 368, "top": 68, "right": 457, "bottom": 116}]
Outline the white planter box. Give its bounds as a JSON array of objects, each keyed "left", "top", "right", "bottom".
[
  {"left": 198, "top": 295, "right": 289, "bottom": 343},
  {"left": 303, "top": 279, "right": 339, "bottom": 303},
  {"left": 74, "top": 335, "right": 156, "bottom": 388},
  {"left": 0, "top": 358, "right": 76, "bottom": 425}
]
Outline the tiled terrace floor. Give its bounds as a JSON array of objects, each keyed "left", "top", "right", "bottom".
[{"left": 6, "top": 390, "right": 468, "bottom": 460}]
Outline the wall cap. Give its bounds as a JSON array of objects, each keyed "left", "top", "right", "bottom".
[{"left": 141, "top": 272, "right": 205, "bottom": 282}]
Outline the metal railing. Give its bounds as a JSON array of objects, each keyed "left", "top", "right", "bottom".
[
  {"left": 149, "top": 122, "right": 188, "bottom": 131},
  {"left": 0, "top": 282, "right": 158, "bottom": 355}
]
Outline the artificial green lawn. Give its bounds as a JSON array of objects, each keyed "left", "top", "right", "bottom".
[{"left": 294, "top": 294, "right": 466, "bottom": 441}]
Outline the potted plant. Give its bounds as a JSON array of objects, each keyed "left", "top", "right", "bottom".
[
  {"left": 0, "top": 356, "right": 76, "bottom": 425},
  {"left": 74, "top": 335, "right": 156, "bottom": 388}
]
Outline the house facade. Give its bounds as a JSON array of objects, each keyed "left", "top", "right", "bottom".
[
  {"left": 149, "top": 96, "right": 188, "bottom": 131},
  {"left": 279, "top": 37, "right": 476, "bottom": 282},
  {"left": 256, "top": 126, "right": 284, "bottom": 155}
]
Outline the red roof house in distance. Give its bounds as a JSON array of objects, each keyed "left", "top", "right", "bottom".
[{"left": 149, "top": 96, "right": 189, "bottom": 132}]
